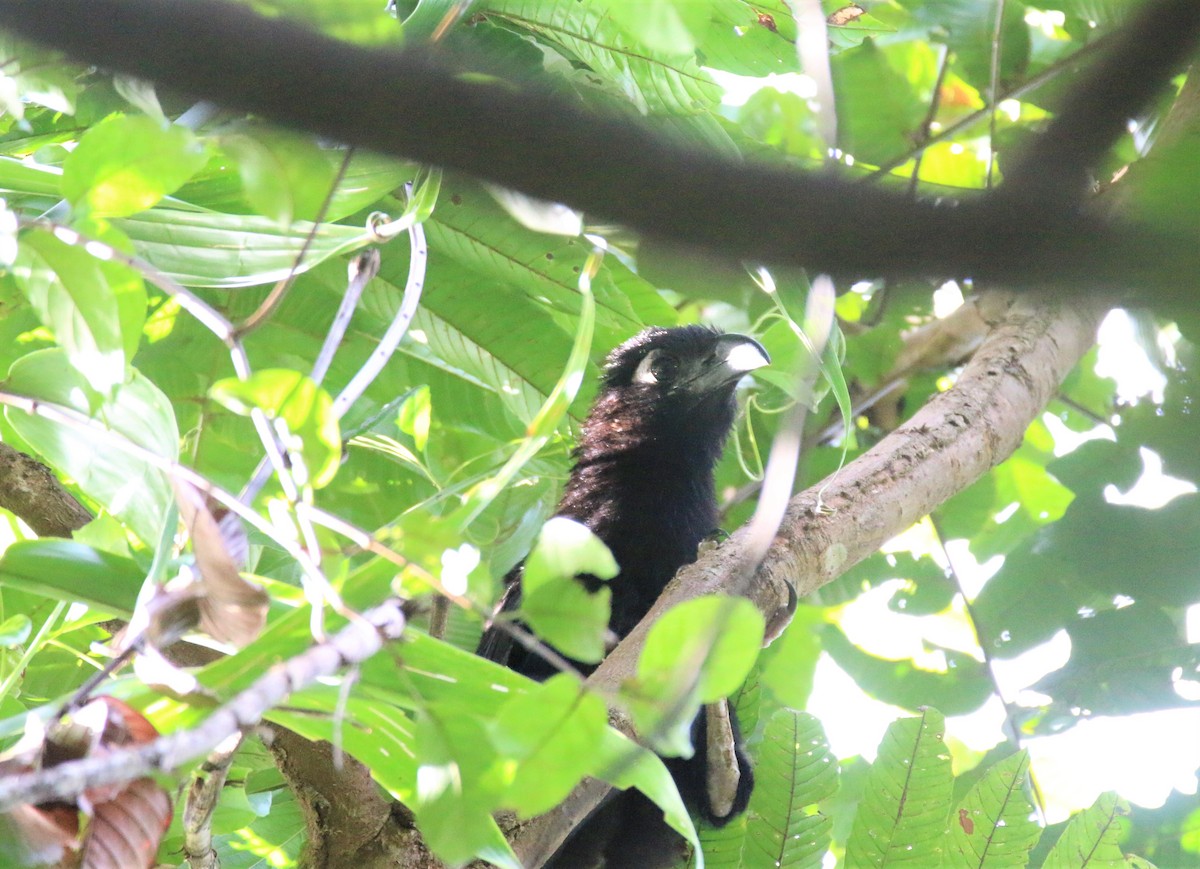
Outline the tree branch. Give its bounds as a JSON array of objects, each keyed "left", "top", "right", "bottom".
[
  {"left": 0, "top": 0, "right": 1198, "bottom": 295},
  {"left": 0, "top": 442, "right": 91, "bottom": 537},
  {"left": 0, "top": 600, "right": 408, "bottom": 812},
  {"left": 509, "top": 293, "right": 1106, "bottom": 865}
]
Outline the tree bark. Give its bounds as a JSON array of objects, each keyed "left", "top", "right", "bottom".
[{"left": 0, "top": 442, "right": 91, "bottom": 537}]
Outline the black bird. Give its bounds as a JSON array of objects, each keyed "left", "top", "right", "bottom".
[{"left": 477, "top": 325, "right": 769, "bottom": 862}]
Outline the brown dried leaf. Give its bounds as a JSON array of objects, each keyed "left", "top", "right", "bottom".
[
  {"left": 827, "top": 4, "right": 866, "bottom": 26},
  {"left": 172, "top": 480, "right": 268, "bottom": 647},
  {"left": 140, "top": 584, "right": 203, "bottom": 649},
  {"left": 80, "top": 778, "right": 172, "bottom": 869},
  {"left": 0, "top": 803, "right": 79, "bottom": 867}
]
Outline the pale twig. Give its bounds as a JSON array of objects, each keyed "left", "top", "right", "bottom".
[{"left": 0, "top": 600, "right": 408, "bottom": 813}]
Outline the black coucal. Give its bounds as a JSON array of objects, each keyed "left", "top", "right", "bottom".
[{"left": 477, "top": 325, "right": 769, "bottom": 865}]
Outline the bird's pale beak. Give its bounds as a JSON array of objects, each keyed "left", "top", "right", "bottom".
[
  {"left": 715, "top": 333, "right": 770, "bottom": 378},
  {"left": 687, "top": 333, "right": 770, "bottom": 395}
]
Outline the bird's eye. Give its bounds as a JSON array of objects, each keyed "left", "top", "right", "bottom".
[
  {"left": 652, "top": 354, "right": 679, "bottom": 382},
  {"left": 633, "top": 350, "right": 679, "bottom": 385}
]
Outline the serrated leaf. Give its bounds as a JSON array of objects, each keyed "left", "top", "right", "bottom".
[
  {"left": 946, "top": 751, "right": 1039, "bottom": 869},
  {"left": 116, "top": 207, "right": 369, "bottom": 288},
  {"left": 844, "top": 708, "right": 953, "bottom": 868},
  {"left": 4, "top": 349, "right": 178, "bottom": 545},
  {"left": 62, "top": 114, "right": 207, "bottom": 217},
  {"left": 743, "top": 709, "right": 838, "bottom": 869},
  {"left": 1043, "top": 792, "right": 1132, "bottom": 869}
]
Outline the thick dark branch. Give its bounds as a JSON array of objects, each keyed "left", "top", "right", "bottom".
[
  {"left": 1001, "top": 0, "right": 1200, "bottom": 203},
  {"left": 0, "top": 442, "right": 91, "bottom": 537},
  {"left": 0, "top": 0, "right": 1197, "bottom": 294}
]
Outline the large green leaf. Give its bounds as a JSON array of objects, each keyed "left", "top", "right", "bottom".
[
  {"left": 821, "top": 626, "right": 993, "bottom": 717},
  {"left": 492, "top": 673, "right": 609, "bottom": 816},
  {"left": 742, "top": 709, "right": 838, "bottom": 869},
  {"left": 11, "top": 226, "right": 146, "bottom": 395},
  {"left": 62, "top": 114, "right": 208, "bottom": 217},
  {"left": 425, "top": 177, "right": 674, "bottom": 349},
  {"left": 483, "top": 0, "right": 723, "bottom": 114},
  {"left": 219, "top": 126, "right": 339, "bottom": 226},
  {"left": 1042, "top": 792, "right": 1132, "bottom": 869},
  {"left": 411, "top": 702, "right": 512, "bottom": 867},
  {"left": 946, "top": 751, "right": 1039, "bottom": 868},
  {"left": 843, "top": 708, "right": 953, "bottom": 868},
  {"left": 0, "top": 540, "right": 143, "bottom": 616},
  {"left": 116, "top": 207, "right": 369, "bottom": 288},
  {"left": 4, "top": 348, "right": 179, "bottom": 545},
  {"left": 518, "top": 517, "right": 616, "bottom": 663},
  {"left": 625, "top": 596, "right": 763, "bottom": 756}
]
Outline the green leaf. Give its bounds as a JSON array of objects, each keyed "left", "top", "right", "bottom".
[
  {"left": 0, "top": 540, "right": 143, "bottom": 616},
  {"left": 221, "top": 127, "right": 338, "bottom": 226},
  {"left": 743, "top": 709, "right": 838, "bottom": 869},
  {"left": 411, "top": 704, "right": 510, "bottom": 867},
  {"left": 116, "top": 207, "right": 369, "bottom": 288},
  {"left": 210, "top": 369, "right": 341, "bottom": 487},
  {"left": 484, "top": 0, "right": 721, "bottom": 114},
  {"left": 522, "top": 517, "right": 618, "bottom": 595},
  {"left": 843, "top": 708, "right": 953, "bottom": 868},
  {"left": 593, "top": 727, "right": 702, "bottom": 859},
  {"left": 0, "top": 614, "right": 31, "bottom": 647},
  {"left": 12, "top": 227, "right": 145, "bottom": 394},
  {"left": 831, "top": 40, "right": 927, "bottom": 166},
  {"left": 521, "top": 580, "right": 612, "bottom": 664},
  {"left": 822, "top": 626, "right": 993, "bottom": 717},
  {"left": 1043, "top": 792, "right": 1132, "bottom": 869},
  {"left": 625, "top": 596, "right": 763, "bottom": 756},
  {"left": 62, "top": 114, "right": 207, "bottom": 217},
  {"left": 639, "top": 596, "right": 764, "bottom": 702},
  {"left": 518, "top": 517, "right": 616, "bottom": 663},
  {"left": 946, "top": 751, "right": 1039, "bottom": 868},
  {"left": 4, "top": 349, "right": 178, "bottom": 545},
  {"left": 492, "top": 674, "right": 608, "bottom": 817},
  {"left": 605, "top": 0, "right": 696, "bottom": 59}
]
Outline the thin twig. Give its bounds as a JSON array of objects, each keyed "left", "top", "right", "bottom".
[
  {"left": 331, "top": 211, "right": 428, "bottom": 419},
  {"left": 234, "top": 147, "right": 355, "bottom": 337},
  {"left": 0, "top": 390, "right": 337, "bottom": 609},
  {"left": 0, "top": 600, "right": 408, "bottom": 813},
  {"left": 183, "top": 734, "right": 243, "bottom": 869},
  {"left": 986, "top": 0, "right": 1007, "bottom": 189}
]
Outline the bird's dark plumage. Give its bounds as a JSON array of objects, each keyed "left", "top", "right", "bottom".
[{"left": 476, "top": 325, "right": 768, "bottom": 863}]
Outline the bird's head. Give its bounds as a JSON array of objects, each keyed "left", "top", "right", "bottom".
[{"left": 579, "top": 326, "right": 769, "bottom": 463}]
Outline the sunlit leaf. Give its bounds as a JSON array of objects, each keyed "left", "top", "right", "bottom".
[{"left": 62, "top": 114, "right": 207, "bottom": 217}]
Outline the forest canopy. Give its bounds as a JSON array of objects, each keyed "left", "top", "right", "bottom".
[{"left": 0, "top": 1, "right": 1197, "bottom": 867}]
